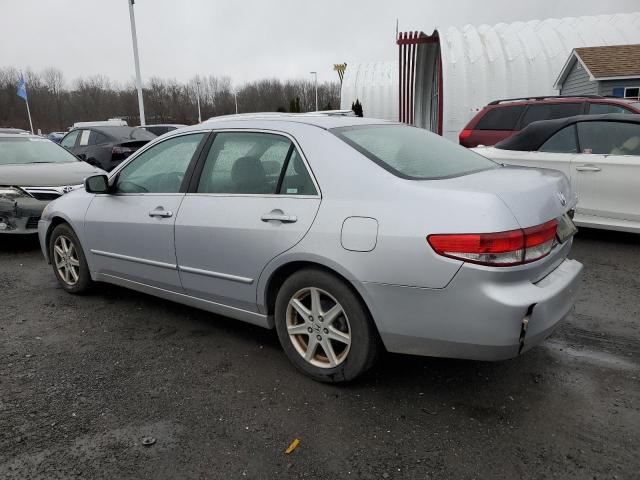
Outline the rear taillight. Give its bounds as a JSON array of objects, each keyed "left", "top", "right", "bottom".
[
  {"left": 427, "top": 219, "right": 558, "bottom": 267},
  {"left": 459, "top": 129, "right": 472, "bottom": 144}
]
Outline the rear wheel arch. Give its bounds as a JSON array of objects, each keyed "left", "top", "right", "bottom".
[{"left": 263, "top": 260, "right": 378, "bottom": 330}]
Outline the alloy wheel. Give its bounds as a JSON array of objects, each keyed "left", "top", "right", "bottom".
[
  {"left": 286, "top": 287, "right": 351, "bottom": 368},
  {"left": 53, "top": 235, "right": 80, "bottom": 286}
]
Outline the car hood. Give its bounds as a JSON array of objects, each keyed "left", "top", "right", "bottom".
[{"left": 0, "top": 162, "right": 105, "bottom": 186}]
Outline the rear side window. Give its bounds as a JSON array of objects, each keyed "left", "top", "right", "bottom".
[
  {"left": 520, "top": 103, "right": 582, "bottom": 128},
  {"left": 538, "top": 125, "right": 578, "bottom": 153},
  {"left": 577, "top": 121, "right": 640, "bottom": 155},
  {"left": 587, "top": 103, "right": 632, "bottom": 115},
  {"left": 197, "top": 132, "right": 317, "bottom": 195},
  {"left": 475, "top": 106, "right": 525, "bottom": 131},
  {"left": 332, "top": 125, "right": 498, "bottom": 180}
]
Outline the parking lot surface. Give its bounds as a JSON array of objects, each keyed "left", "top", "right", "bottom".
[{"left": 1, "top": 230, "right": 638, "bottom": 479}]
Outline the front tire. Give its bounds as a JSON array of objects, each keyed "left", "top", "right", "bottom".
[
  {"left": 274, "top": 268, "right": 381, "bottom": 383},
  {"left": 49, "top": 223, "right": 93, "bottom": 294}
]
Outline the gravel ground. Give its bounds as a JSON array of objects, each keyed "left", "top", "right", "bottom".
[{"left": 1, "top": 229, "right": 638, "bottom": 479}]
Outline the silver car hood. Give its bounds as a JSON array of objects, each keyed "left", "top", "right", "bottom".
[
  {"left": 0, "top": 161, "right": 104, "bottom": 187},
  {"left": 424, "top": 165, "right": 575, "bottom": 229}
]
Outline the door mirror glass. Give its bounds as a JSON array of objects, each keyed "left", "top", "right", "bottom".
[{"left": 85, "top": 174, "right": 109, "bottom": 194}]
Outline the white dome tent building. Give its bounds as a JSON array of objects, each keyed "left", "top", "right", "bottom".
[{"left": 340, "top": 12, "right": 640, "bottom": 141}]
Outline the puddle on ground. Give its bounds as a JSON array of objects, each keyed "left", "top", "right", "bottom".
[{"left": 543, "top": 340, "right": 639, "bottom": 371}]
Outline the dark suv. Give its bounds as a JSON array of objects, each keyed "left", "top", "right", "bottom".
[{"left": 459, "top": 95, "right": 640, "bottom": 147}]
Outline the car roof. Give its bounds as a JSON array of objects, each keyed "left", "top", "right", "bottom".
[
  {"left": 488, "top": 95, "right": 640, "bottom": 107},
  {"left": 495, "top": 113, "right": 640, "bottom": 151},
  {"left": 199, "top": 113, "right": 395, "bottom": 131}
]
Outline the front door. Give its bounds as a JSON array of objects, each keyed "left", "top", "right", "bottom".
[
  {"left": 175, "top": 131, "right": 321, "bottom": 312},
  {"left": 84, "top": 132, "right": 207, "bottom": 291}
]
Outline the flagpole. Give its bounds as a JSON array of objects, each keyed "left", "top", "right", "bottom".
[{"left": 25, "top": 98, "right": 34, "bottom": 134}]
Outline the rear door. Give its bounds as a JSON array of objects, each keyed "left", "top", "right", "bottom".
[
  {"left": 517, "top": 103, "right": 583, "bottom": 130},
  {"left": 84, "top": 132, "right": 207, "bottom": 291},
  {"left": 573, "top": 121, "right": 640, "bottom": 222},
  {"left": 175, "top": 130, "right": 321, "bottom": 313}
]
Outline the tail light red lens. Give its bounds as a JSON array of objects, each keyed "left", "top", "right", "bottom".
[
  {"left": 427, "top": 219, "right": 558, "bottom": 267},
  {"left": 459, "top": 129, "right": 473, "bottom": 143}
]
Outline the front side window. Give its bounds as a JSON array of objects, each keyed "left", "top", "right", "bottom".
[
  {"left": 475, "top": 105, "right": 525, "bottom": 131},
  {"left": 115, "top": 133, "right": 205, "bottom": 193},
  {"left": 520, "top": 103, "right": 582, "bottom": 128},
  {"left": 538, "top": 125, "right": 578, "bottom": 153},
  {"left": 577, "top": 121, "right": 640, "bottom": 155},
  {"left": 197, "top": 132, "right": 317, "bottom": 195},
  {"left": 332, "top": 124, "right": 498, "bottom": 180},
  {"left": 60, "top": 130, "right": 80, "bottom": 148}
]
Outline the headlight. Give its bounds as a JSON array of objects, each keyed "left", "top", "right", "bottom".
[{"left": 0, "top": 187, "right": 29, "bottom": 200}]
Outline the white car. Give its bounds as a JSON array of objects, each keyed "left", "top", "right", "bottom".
[{"left": 473, "top": 114, "right": 640, "bottom": 233}]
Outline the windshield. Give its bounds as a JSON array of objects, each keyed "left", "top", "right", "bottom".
[
  {"left": 332, "top": 124, "right": 498, "bottom": 179},
  {"left": 0, "top": 137, "right": 79, "bottom": 165}
]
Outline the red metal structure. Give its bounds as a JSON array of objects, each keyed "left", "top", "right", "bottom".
[{"left": 397, "top": 31, "right": 443, "bottom": 135}]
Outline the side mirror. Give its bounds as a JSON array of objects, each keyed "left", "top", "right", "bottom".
[{"left": 85, "top": 174, "right": 109, "bottom": 194}]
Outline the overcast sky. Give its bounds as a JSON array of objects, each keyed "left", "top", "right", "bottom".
[{"left": 1, "top": 0, "right": 638, "bottom": 87}]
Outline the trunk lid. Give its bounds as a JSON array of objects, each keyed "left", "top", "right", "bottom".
[{"left": 432, "top": 165, "right": 575, "bottom": 228}]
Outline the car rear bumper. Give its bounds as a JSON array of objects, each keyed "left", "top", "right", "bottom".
[
  {"left": 0, "top": 197, "right": 46, "bottom": 235},
  {"left": 363, "top": 257, "right": 583, "bottom": 361}
]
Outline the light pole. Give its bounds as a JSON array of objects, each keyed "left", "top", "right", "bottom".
[
  {"left": 234, "top": 91, "right": 238, "bottom": 114},
  {"left": 127, "top": 0, "right": 146, "bottom": 126},
  {"left": 310, "top": 71, "right": 318, "bottom": 111},
  {"left": 196, "top": 76, "right": 202, "bottom": 123}
]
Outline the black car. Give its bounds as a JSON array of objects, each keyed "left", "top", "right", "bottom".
[{"left": 60, "top": 126, "right": 156, "bottom": 171}]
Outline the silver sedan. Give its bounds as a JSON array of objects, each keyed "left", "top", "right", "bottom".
[{"left": 38, "top": 114, "right": 583, "bottom": 382}]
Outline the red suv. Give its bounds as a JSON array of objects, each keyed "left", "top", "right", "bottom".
[{"left": 459, "top": 95, "right": 640, "bottom": 147}]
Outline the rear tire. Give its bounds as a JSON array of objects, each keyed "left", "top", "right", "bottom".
[
  {"left": 274, "top": 268, "right": 381, "bottom": 383},
  {"left": 48, "top": 223, "right": 93, "bottom": 294}
]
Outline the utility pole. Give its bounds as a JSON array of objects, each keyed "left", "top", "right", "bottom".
[
  {"left": 196, "top": 76, "right": 202, "bottom": 123},
  {"left": 127, "top": 0, "right": 146, "bottom": 126},
  {"left": 310, "top": 71, "right": 318, "bottom": 111},
  {"left": 234, "top": 91, "right": 238, "bottom": 114}
]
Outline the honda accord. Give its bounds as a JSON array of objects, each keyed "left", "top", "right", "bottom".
[{"left": 38, "top": 114, "right": 582, "bottom": 382}]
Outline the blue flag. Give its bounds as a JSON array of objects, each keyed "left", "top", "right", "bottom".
[{"left": 17, "top": 74, "right": 28, "bottom": 101}]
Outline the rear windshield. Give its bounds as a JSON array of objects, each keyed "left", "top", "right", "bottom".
[
  {"left": 332, "top": 125, "right": 498, "bottom": 180},
  {"left": 476, "top": 105, "right": 525, "bottom": 130},
  {"left": 0, "top": 137, "right": 79, "bottom": 165}
]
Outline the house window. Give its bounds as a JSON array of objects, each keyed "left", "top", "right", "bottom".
[{"left": 624, "top": 87, "right": 639, "bottom": 100}]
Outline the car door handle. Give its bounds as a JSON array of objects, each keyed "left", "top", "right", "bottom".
[
  {"left": 149, "top": 208, "right": 173, "bottom": 218},
  {"left": 261, "top": 213, "right": 297, "bottom": 223},
  {"left": 575, "top": 165, "right": 601, "bottom": 172}
]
